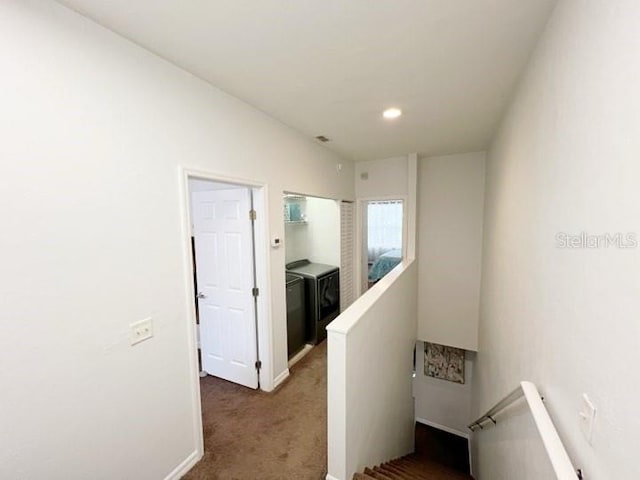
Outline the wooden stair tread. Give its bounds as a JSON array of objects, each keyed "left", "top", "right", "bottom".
[
  {"left": 396, "top": 456, "right": 469, "bottom": 477},
  {"left": 364, "top": 466, "right": 397, "bottom": 480},
  {"left": 354, "top": 473, "right": 378, "bottom": 480},
  {"left": 354, "top": 455, "right": 473, "bottom": 480},
  {"left": 352, "top": 424, "right": 474, "bottom": 480},
  {"left": 373, "top": 465, "right": 408, "bottom": 480},
  {"left": 380, "top": 461, "right": 433, "bottom": 480}
]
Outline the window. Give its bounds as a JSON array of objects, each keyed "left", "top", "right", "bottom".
[
  {"left": 363, "top": 199, "right": 404, "bottom": 289},
  {"left": 367, "top": 200, "right": 403, "bottom": 261}
]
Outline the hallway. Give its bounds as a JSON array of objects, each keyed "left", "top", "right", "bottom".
[{"left": 183, "top": 342, "right": 327, "bottom": 480}]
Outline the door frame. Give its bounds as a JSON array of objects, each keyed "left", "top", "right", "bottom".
[
  {"left": 355, "top": 195, "right": 408, "bottom": 297},
  {"left": 178, "top": 167, "right": 272, "bottom": 458}
]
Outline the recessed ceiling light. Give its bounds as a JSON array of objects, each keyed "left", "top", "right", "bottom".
[{"left": 383, "top": 107, "right": 402, "bottom": 120}]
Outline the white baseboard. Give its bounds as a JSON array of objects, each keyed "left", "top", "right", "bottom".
[
  {"left": 288, "top": 344, "right": 313, "bottom": 368},
  {"left": 273, "top": 368, "right": 290, "bottom": 389},
  {"left": 326, "top": 474, "right": 341, "bottom": 480},
  {"left": 164, "top": 449, "right": 201, "bottom": 480},
  {"left": 415, "top": 417, "right": 470, "bottom": 439}
]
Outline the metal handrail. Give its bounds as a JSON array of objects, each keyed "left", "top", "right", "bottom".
[{"left": 468, "top": 381, "right": 582, "bottom": 479}]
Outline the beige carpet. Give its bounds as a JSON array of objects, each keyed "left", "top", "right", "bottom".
[{"left": 183, "top": 341, "right": 327, "bottom": 480}]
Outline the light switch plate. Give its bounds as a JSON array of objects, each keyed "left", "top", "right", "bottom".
[
  {"left": 579, "top": 393, "right": 596, "bottom": 444},
  {"left": 130, "top": 318, "right": 153, "bottom": 346}
]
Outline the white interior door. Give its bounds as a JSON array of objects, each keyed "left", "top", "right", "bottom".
[{"left": 192, "top": 188, "right": 258, "bottom": 389}]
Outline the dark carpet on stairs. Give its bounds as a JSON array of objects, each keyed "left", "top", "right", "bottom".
[
  {"left": 413, "top": 423, "right": 470, "bottom": 474},
  {"left": 182, "top": 342, "right": 327, "bottom": 480},
  {"left": 353, "top": 423, "right": 472, "bottom": 480}
]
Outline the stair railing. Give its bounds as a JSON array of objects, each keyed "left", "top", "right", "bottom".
[{"left": 468, "top": 381, "right": 582, "bottom": 479}]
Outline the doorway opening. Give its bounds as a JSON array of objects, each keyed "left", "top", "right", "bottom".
[
  {"left": 283, "top": 193, "right": 341, "bottom": 366},
  {"left": 185, "top": 175, "right": 269, "bottom": 391},
  {"left": 360, "top": 198, "right": 405, "bottom": 292}
]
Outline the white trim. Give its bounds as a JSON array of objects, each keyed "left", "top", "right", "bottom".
[
  {"left": 406, "top": 154, "right": 418, "bottom": 261},
  {"left": 355, "top": 195, "right": 408, "bottom": 297},
  {"left": 179, "top": 167, "right": 275, "bottom": 473},
  {"left": 287, "top": 344, "right": 313, "bottom": 368},
  {"left": 181, "top": 167, "right": 272, "bottom": 392},
  {"left": 272, "top": 368, "right": 290, "bottom": 389},
  {"left": 250, "top": 184, "right": 273, "bottom": 391},
  {"left": 327, "top": 259, "right": 410, "bottom": 335},
  {"left": 326, "top": 475, "right": 341, "bottom": 480},
  {"left": 468, "top": 381, "right": 577, "bottom": 480},
  {"left": 415, "top": 417, "right": 470, "bottom": 439},
  {"left": 339, "top": 201, "right": 356, "bottom": 310},
  {"left": 521, "top": 382, "right": 577, "bottom": 479},
  {"left": 163, "top": 449, "right": 201, "bottom": 480},
  {"left": 184, "top": 167, "right": 266, "bottom": 188},
  {"left": 178, "top": 167, "right": 205, "bottom": 461}
]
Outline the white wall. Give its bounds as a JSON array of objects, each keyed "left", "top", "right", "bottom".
[
  {"left": 355, "top": 156, "right": 409, "bottom": 199},
  {"left": 473, "top": 0, "right": 640, "bottom": 478},
  {"left": 305, "top": 196, "right": 341, "bottom": 266},
  {"left": 284, "top": 221, "right": 308, "bottom": 264},
  {"left": 471, "top": 403, "right": 557, "bottom": 479},
  {"left": 355, "top": 155, "right": 412, "bottom": 294},
  {"left": 417, "top": 152, "right": 486, "bottom": 351},
  {"left": 327, "top": 262, "right": 418, "bottom": 480},
  {"left": 0, "top": 1, "right": 353, "bottom": 479},
  {"left": 413, "top": 342, "right": 474, "bottom": 437},
  {"left": 284, "top": 196, "right": 341, "bottom": 267}
]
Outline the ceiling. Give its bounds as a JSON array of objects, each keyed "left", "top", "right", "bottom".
[{"left": 58, "top": 0, "right": 557, "bottom": 161}]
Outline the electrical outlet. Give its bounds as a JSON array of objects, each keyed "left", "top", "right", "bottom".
[
  {"left": 579, "top": 393, "right": 596, "bottom": 444},
  {"left": 130, "top": 318, "right": 153, "bottom": 345}
]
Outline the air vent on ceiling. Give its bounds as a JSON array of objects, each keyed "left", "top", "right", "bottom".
[{"left": 315, "top": 135, "right": 330, "bottom": 143}]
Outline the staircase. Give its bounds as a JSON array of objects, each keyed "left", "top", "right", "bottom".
[
  {"left": 353, "top": 454, "right": 472, "bottom": 480},
  {"left": 352, "top": 423, "right": 474, "bottom": 480}
]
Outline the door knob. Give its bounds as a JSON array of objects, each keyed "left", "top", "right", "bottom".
[{"left": 196, "top": 292, "right": 207, "bottom": 299}]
